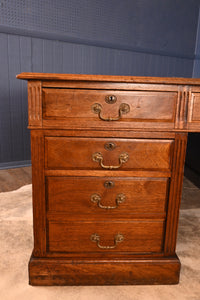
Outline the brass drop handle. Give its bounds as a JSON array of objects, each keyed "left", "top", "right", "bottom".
[
  {"left": 90, "top": 233, "right": 124, "bottom": 249},
  {"left": 91, "top": 103, "right": 130, "bottom": 121},
  {"left": 91, "top": 193, "right": 126, "bottom": 209},
  {"left": 92, "top": 152, "right": 129, "bottom": 169}
]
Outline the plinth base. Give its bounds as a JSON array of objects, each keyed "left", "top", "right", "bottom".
[{"left": 29, "top": 254, "right": 181, "bottom": 285}]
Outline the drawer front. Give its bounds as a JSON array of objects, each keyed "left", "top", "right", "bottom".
[
  {"left": 42, "top": 89, "right": 177, "bottom": 127},
  {"left": 45, "top": 137, "right": 173, "bottom": 171},
  {"left": 189, "top": 92, "right": 200, "bottom": 122},
  {"left": 187, "top": 92, "right": 200, "bottom": 131},
  {"left": 47, "top": 177, "right": 169, "bottom": 214},
  {"left": 47, "top": 220, "right": 165, "bottom": 253}
]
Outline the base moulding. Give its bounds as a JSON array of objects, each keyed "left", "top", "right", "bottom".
[{"left": 29, "top": 254, "right": 181, "bottom": 285}]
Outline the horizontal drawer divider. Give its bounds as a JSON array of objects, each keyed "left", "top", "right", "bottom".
[
  {"left": 42, "top": 121, "right": 175, "bottom": 129},
  {"left": 44, "top": 170, "right": 171, "bottom": 177},
  {"left": 43, "top": 130, "right": 176, "bottom": 139},
  {"left": 46, "top": 213, "right": 166, "bottom": 221},
  {"left": 41, "top": 81, "right": 179, "bottom": 91}
]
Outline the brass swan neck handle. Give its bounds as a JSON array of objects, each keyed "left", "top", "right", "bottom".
[
  {"left": 92, "top": 102, "right": 130, "bottom": 121},
  {"left": 92, "top": 152, "right": 129, "bottom": 170},
  {"left": 90, "top": 233, "right": 124, "bottom": 249},
  {"left": 91, "top": 193, "right": 126, "bottom": 209}
]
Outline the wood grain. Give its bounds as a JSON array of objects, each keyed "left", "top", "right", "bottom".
[
  {"left": 16, "top": 72, "right": 200, "bottom": 85},
  {"left": 31, "top": 130, "right": 46, "bottom": 256},
  {"left": 164, "top": 133, "right": 188, "bottom": 255},
  {"left": 175, "top": 86, "right": 189, "bottom": 129},
  {"left": 29, "top": 256, "right": 180, "bottom": 285},
  {"left": 43, "top": 129, "right": 176, "bottom": 139},
  {"left": 45, "top": 137, "right": 174, "bottom": 171},
  {"left": 16, "top": 73, "right": 200, "bottom": 285},
  {"left": 43, "top": 88, "right": 176, "bottom": 122},
  {"left": 28, "top": 81, "right": 42, "bottom": 127},
  {"left": 46, "top": 176, "right": 168, "bottom": 215},
  {"left": 188, "top": 92, "right": 200, "bottom": 122},
  {"left": 47, "top": 220, "right": 165, "bottom": 253}
]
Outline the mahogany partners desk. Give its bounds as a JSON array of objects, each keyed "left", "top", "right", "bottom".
[{"left": 17, "top": 73, "right": 200, "bottom": 285}]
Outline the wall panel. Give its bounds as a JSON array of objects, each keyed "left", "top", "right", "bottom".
[{"left": 0, "top": 33, "right": 195, "bottom": 168}]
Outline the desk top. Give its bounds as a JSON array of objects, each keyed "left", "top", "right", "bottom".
[{"left": 17, "top": 72, "right": 200, "bottom": 86}]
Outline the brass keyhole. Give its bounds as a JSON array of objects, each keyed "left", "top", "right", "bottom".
[
  {"left": 104, "top": 181, "right": 115, "bottom": 188},
  {"left": 104, "top": 142, "right": 116, "bottom": 151},
  {"left": 105, "top": 95, "right": 117, "bottom": 104}
]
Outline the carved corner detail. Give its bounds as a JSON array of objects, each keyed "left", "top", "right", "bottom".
[
  {"left": 28, "top": 81, "right": 42, "bottom": 127},
  {"left": 175, "top": 86, "right": 190, "bottom": 130}
]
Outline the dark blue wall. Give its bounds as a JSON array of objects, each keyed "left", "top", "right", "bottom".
[
  {"left": 0, "top": 0, "right": 199, "bottom": 58},
  {"left": 186, "top": 8, "right": 200, "bottom": 176},
  {"left": 193, "top": 7, "right": 200, "bottom": 77},
  {"left": 0, "top": 0, "right": 199, "bottom": 168}
]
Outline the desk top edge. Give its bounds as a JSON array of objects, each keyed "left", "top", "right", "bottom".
[{"left": 16, "top": 72, "right": 200, "bottom": 85}]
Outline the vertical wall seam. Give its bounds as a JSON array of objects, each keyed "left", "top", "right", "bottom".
[
  {"left": 19, "top": 36, "right": 25, "bottom": 160},
  {"left": 7, "top": 34, "right": 13, "bottom": 161},
  {"left": 193, "top": 7, "right": 200, "bottom": 77}
]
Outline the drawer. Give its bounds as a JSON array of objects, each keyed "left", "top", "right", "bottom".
[
  {"left": 47, "top": 220, "right": 165, "bottom": 253},
  {"left": 45, "top": 137, "right": 173, "bottom": 171},
  {"left": 46, "top": 177, "right": 169, "bottom": 214},
  {"left": 42, "top": 89, "right": 177, "bottom": 128},
  {"left": 188, "top": 92, "right": 200, "bottom": 122}
]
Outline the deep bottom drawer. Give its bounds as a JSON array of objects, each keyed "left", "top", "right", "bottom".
[{"left": 47, "top": 220, "right": 165, "bottom": 253}]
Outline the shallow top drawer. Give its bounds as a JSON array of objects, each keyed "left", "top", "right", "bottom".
[{"left": 42, "top": 89, "right": 177, "bottom": 129}]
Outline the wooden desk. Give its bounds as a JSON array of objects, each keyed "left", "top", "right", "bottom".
[{"left": 17, "top": 73, "right": 200, "bottom": 285}]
